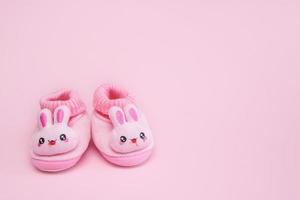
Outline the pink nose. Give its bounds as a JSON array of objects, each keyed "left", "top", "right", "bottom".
[
  {"left": 48, "top": 140, "right": 56, "bottom": 145},
  {"left": 131, "top": 138, "right": 137, "bottom": 143}
]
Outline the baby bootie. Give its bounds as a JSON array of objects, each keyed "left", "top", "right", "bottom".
[
  {"left": 31, "top": 89, "right": 90, "bottom": 172},
  {"left": 92, "top": 84, "right": 154, "bottom": 166}
]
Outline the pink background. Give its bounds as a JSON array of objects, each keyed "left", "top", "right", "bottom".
[{"left": 0, "top": 1, "right": 299, "bottom": 200}]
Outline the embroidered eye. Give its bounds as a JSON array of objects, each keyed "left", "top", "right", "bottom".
[
  {"left": 59, "top": 134, "right": 67, "bottom": 141},
  {"left": 39, "top": 137, "right": 45, "bottom": 144},
  {"left": 140, "top": 132, "right": 146, "bottom": 139},
  {"left": 120, "top": 136, "right": 127, "bottom": 143}
]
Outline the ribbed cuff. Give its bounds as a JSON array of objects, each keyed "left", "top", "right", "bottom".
[
  {"left": 93, "top": 84, "right": 135, "bottom": 115},
  {"left": 40, "top": 89, "right": 86, "bottom": 117}
]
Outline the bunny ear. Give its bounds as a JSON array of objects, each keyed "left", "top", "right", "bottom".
[
  {"left": 39, "top": 109, "right": 52, "bottom": 128},
  {"left": 124, "top": 104, "right": 139, "bottom": 122},
  {"left": 53, "top": 105, "right": 70, "bottom": 124},
  {"left": 108, "top": 106, "right": 125, "bottom": 127}
]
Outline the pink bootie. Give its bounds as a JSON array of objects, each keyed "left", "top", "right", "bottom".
[
  {"left": 92, "top": 84, "right": 154, "bottom": 166},
  {"left": 31, "top": 89, "right": 91, "bottom": 172}
]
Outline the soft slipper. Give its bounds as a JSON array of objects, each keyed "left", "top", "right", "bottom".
[
  {"left": 31, "top": 89, "right": 90, "bottom": 172},
  {"left": 92, "top": 84, "right": 154, "bottom": 166}
]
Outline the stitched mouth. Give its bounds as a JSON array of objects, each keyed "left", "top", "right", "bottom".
[
  {"left": 48, "top": 140, "right": 56, "bottom": 145},
  {"left": 131, "top": 138, "right": 137, "bottom": 143}
]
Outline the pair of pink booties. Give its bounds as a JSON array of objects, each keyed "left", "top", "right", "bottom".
[{"left": 31, "top": 84, "right": 154, "bottom": 172}]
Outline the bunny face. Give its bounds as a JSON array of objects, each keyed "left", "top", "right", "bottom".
[
  {"left": 32, "top": 106, "right": 79, "bottom": 156},
  {"left": 108, "top": 105, "right": 153, "bottom": 153}
]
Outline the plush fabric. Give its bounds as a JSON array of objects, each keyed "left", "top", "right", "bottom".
[
  {"left": 108, "top": 104, "right": 152, "bottom": 153},
  {"left": 92, "top": 84, "right": 154, "bottom": 166},
  {"left": 92, "top": 111, "right": 154, "bottom": 166},
  {"left": 31, "top": 89, "right": 90, "bottom": 172},
  {"left": 33, "top": 106, "right": 79, "bottom": 156}
]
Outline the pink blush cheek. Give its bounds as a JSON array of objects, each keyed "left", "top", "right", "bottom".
[
  {"left": 111, "top": 142, "right": 129, "bottom": 153},
  {"left": 139, "top": 137, "right": 150, "bottom": 148}
]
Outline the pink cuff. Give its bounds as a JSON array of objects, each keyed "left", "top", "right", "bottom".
[
  {"left": 40, "top": 89, "right": 86, "bottom": 117},
  {"left": 93, "top": 84, "right": 135, "bottom": 116}
]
